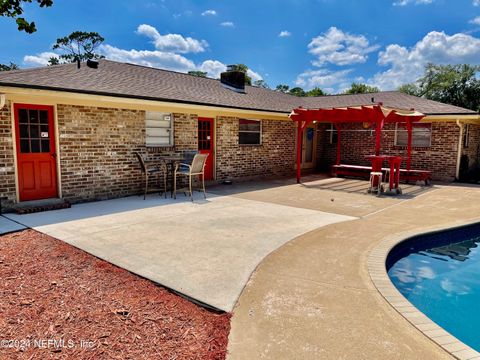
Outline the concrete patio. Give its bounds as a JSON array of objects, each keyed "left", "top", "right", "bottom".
[{"left": 4, "top": 187, "right": 354, "bottom": 312}]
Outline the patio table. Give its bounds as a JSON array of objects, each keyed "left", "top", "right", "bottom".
[{"left": 157, "top": 155, "right": 187, "bottom": 197}]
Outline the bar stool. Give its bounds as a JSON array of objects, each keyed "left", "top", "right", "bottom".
[{"left": 369, "top": 171, "right": 383, "bottom": 195}]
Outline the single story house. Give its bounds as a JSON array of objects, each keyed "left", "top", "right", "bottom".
[{"left": 0, "top": 60, "right": 478, "bottom": 210}]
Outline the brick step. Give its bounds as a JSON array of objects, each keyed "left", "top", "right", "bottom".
[{"left": 13, "top": 198, "right": 71, "bottom": 215}]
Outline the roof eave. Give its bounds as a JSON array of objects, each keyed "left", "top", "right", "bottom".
[{"left": 0, "top": 82, "right": 292, "bottom": 115}]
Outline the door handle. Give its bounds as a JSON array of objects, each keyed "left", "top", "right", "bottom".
[{"left": 51, "top": 153, "right": 57, "bottom": 159}]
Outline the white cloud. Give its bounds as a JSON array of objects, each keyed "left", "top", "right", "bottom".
[
  {"left": 279, "top": 31, "right": 291, "bottom": 38},
  {"left": 247, "top": 69, "right": 263, "bottom": 82},
  {"left": 201, "top": 9, "right": 217, "bottom": 16},
  {"left": 470, "top": 16, "right": 480, "bottom": 25},
  {"left": 393, "top": 0, "right": 434, "bottom": 6},
  {"left": 370, "top": 30, "right": 480, "bottom": 90},
  {"left": 308, "top": 27, "right": 379, "bottom": 66},
  {"left": 98, "top": 44, "right": 196, "bottom": 73},
  {"left": 295, "top": 68, "right": 353, "bottom": 92},
  {"left": 23, "top": 52, "right": 59, "bottom": 66},
  {"left": 198, "top": 60, "right": 226, "bottom": 78},
  {"left": 136, "top": 24, "right": 208, "bottom": 54},
  {"left": 220, "top": 21, "right": 235, "bottom": 28},
  {"left": 473, "top": 0, "right": 480, "bottom": 5},
  {"left": 23, "top": 24, "right": 263, "bottom": 84}
]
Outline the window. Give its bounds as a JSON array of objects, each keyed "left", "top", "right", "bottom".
[
  {"left": 395, "top": 122, "right": 432, "bottom": 147},
  {"left": 145, "top": 112, "right": 173, "bottom": 147},
  {"left": 239, "top": 119, "right": 261, "bottom": 145}
]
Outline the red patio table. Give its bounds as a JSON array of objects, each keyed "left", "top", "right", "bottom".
[{"left": 383, "top": 156, "right": 403, "bottom": 194}]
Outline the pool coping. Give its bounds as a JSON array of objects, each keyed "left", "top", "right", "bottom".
[{"left": 368, "top": 218, "right": 480, "bottom": 360}]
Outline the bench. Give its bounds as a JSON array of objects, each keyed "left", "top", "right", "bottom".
[{"left": 331, "top": 164, "right": 432, "bottom": 185}]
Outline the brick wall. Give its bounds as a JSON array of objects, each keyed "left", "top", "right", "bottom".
[
  {"left": 215, "top": 117, "right": 295, "bottom": 180},
  {"left": 57, "top": 104, "right": 146, "bottom": 202},
  {"left": 56, "top": 106, "right": 199, "bottom": 203},
  {"left": 0, "top": 101, "right": 16, "bottom": 210},
  {"left": 462, "top": 124, "right": 480, "bottom": 170},
  {"left": 317, "top": 121, "right": 461, "bottom": 181}
]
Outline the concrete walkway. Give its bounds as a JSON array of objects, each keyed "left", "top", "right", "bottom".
[
  {"left": 227, "top": 181, "right": 480, "bottom": 359},
  {"left": 4, "top": 193, "right": 353, "bottom": 312},
  {"left": 0, "top": 215, "right": 26, "bottom": 235}
]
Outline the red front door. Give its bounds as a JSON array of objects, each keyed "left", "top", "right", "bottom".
[
  {"left": 15, "top": 104, "right": 58, "bottom": 201},
  {"left": 198, "top": 117, "right": 214, "bottom": 180}
]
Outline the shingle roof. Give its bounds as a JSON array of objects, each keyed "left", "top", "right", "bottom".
[{"left": 0, "top": 60, "right": 477, "bottom": 116}]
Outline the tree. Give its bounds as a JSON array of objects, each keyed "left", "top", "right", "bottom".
[
  {"left": 306, "top": 87, "right": 326, "bottom": 97},
  {"left": 0, "top": 62, "right": 19, "bottom": 71},
  {"left": 47, "top": 56, "right": 59, "bottom": 66},
  {"left": 230, "top": 64, "right": 252, "bottom": 85},
  {"left": 275, "top": 84, "right": 290, "bottom": 93},
  {"left": 289, "top": 87, "right": 306, "bottom": 97},
  {"left": 1, "top": 0, "right": 53, "bottom": 33},
  {"left": 416, "top": 63, "right": 480, "bottom": 112},
  {"left": 398, "top": 83, "right": 421, "bottom": 96},
  {"left": 344, "top": 82, "right": 380, "bottom": 94},
  {"left": 52, "top": 31, "right": 105, "bottom": 63},
  {"left": 188, "top": 70, "right": 207, "bottom": 78},
  {"left": 253, "top": 79, "right": 269, "bottom": 88}
]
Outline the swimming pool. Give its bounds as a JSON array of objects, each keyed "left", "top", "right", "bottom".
[{"left": 387, "top": 223, "right": 480, "bottom": 352}]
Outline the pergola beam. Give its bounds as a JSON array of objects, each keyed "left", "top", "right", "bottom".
[{"left": 290, "top": 104, "right": 425, "bottom": 183}]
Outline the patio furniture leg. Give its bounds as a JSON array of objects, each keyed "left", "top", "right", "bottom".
[
  {"left": 144, "top": 174, "right": 148, "bottom": 200},
  {"left": 202, "top": 175, "right": 206, "bottom": 199},
  {"left": 162, "top": 166, "right": 167, "bottom": 199},
  {"left": 189, "top": 174, "right": 193, "bottom": 201},
  {"left": 173, "top": 170, "right": 177, "bottom": 199}
]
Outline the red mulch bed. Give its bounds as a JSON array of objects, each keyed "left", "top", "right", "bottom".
[{"left": 0, "top": 230, "right": 231, "bottom": 359}]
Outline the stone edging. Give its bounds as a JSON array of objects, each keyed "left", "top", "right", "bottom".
[{"left": 368, "top": 219, "right": 480, "bottom": 360}]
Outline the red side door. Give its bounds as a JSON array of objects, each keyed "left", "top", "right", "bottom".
[
  {"left": 15, "top": 104, "right": 58, "bottom": 201},
  {"left": 198, "top": 117, "right": 214, "bottom": 180}
]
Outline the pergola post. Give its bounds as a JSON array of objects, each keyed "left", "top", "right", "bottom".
[
  {"left": 374, "top": 119, "right": 384, "bottom": 156},
  {"left": 296, "top": 119, "right": 303, "bottom": 183},
  {"left": 335, "top": 124, "right": 342, "bottom": 165},
  {"left": 406, "top": 120, "right": 413, "bottom": 171}
]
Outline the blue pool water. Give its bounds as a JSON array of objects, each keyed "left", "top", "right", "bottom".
[{"left": 387, "top": 224, "right": 480, "bottom": 351}]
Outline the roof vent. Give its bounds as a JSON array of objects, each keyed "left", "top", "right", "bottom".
[
  {"left": 87, "top": 59, "right": 99, "bottom": 69},
  {"left": 220, "top": 66, "right": 245, "bottom": 93}
]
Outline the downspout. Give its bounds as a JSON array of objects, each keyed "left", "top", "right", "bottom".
[{"left": 456, "top": 119, "right": 463, "bottom": 180}]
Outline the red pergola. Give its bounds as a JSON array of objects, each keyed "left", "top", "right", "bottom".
[{"left": 289, "top": 103, "right": 425, "bottom": 183}]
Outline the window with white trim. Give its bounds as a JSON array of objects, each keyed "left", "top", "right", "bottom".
[
  {"left": 239, "top": 119, "right": 261, "bottom": 145},
  {"left": 395, "top": 122, "right": 432, "bottom": 147},
  {"left": 145, "top": 112, "right": 173, "bottom": 147}
]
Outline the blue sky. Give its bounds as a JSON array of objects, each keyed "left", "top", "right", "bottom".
[{"left": 1, "top": 0, "right": 480, "bottom": 93}]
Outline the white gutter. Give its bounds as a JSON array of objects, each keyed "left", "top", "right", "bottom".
[
  {"left": 456, "top": 119, "right": 463, "bottom": 180},
  {"left": 0, "top": 93, "right": 5, "bottom": 109}
]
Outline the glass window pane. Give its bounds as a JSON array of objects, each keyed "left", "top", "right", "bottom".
[
  {"left": 395, "top": 123, "right": 431, "bottom": 147},
  {"left": 31, "top": 139, "right": 40, "bottom": 153},
  {"left": 29, "top": 110, "right": 39, "bottom": 124},
  {"left": 20, "top": 124, "right": 29, "bottom": 138},
  {"left": 20, "top": 139, "right": 30, "bottom": 153},
  {"left": 18, "top": 109, "right": 28, "bottom": 123},
  {"left": 41, "top": 140, "right": 50, "bottom": 153},
  {"left": 30, "top": 125, "right": 39, "bottom": 138},
  {"left": 239, "top": 119, "right": 260, "bottom": 132},
  {"left": 239, "top": 132, "right": 261, "bottom": 145},
  {"left": 39, "top": 110, "right": 48, "bottom": 124}
]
